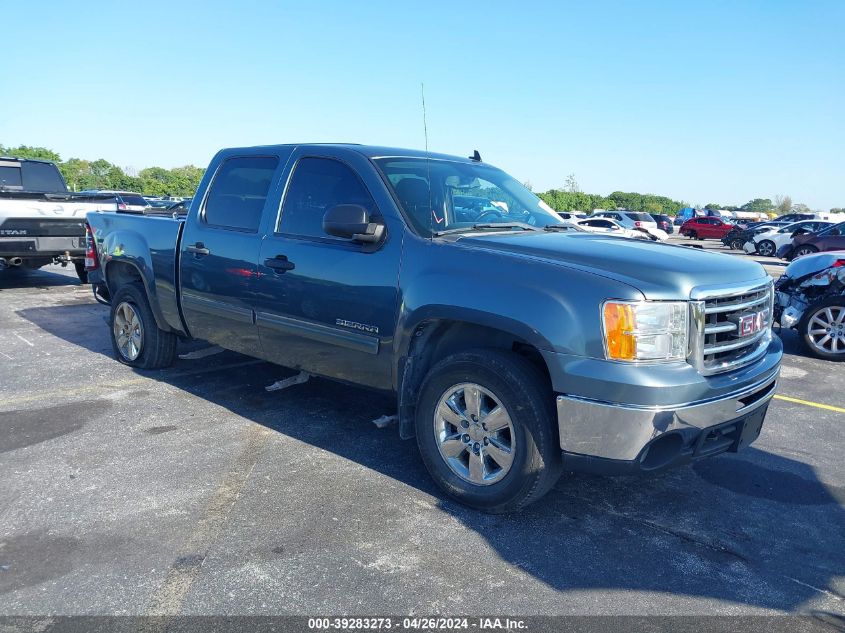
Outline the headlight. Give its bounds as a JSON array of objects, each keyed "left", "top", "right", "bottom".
[{"left": 602, "top": 301, "right": 688, "bottom": 361}]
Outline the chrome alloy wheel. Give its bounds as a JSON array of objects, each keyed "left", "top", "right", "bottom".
[
  {"left": 113, "top": 301, "right": 144, "bottom": 361},
  {"left": 433, "top": 382, "right": 516, "bottom": 485},
  {"left": 807, "top": 306, "right": 845, "bottom": 355}
]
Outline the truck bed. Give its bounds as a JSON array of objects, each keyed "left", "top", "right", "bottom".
[{"left": 88, "top": 211, "right": 187, "bottom": 334}]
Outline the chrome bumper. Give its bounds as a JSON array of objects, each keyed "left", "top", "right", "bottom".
[{"left": 556, "top": 370, "right": 779, "bottom": 462}]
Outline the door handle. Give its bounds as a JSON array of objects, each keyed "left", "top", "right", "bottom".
[
  {"left": 186, "top": 242, "right": 210, "bottom": 256},
  {"left": 264, "top": 255, "right": 295, "bottom": 273}
]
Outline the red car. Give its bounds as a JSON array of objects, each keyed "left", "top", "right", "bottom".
[{"left": 680, "top": 217, "right": 735, "bottom": 240}]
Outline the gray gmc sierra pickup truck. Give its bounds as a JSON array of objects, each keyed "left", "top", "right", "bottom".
[{"left": 85, "top": 144, "right": 782, "bottom": 512}]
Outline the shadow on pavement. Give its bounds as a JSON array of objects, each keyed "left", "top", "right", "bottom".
[
  {"left": 14, "top": 302, "right": 845, "bottom": 614},
  {"left": 0, "top": 266, "right": 80, "bottom": 291}
]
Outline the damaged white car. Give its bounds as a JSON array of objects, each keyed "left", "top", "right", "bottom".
[{"left": 774, "top": 251, "right": 845, "bottom": 360}]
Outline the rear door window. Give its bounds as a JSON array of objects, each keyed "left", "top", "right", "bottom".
[{"left": 204, "top": 156, "right": 279, "bottom": 232}]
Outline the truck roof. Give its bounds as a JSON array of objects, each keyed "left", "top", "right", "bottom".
[
  {"left": 219, "top": 144, "right": 482, "bottom": 164},
  {"left": 0, "top": 156, "right": 57, "bottom": 165}
]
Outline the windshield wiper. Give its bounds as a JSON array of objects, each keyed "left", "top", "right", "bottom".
[
  {"left": 543, "top": 224, "right": 575, "bottom": 232},
  {"left": 434, "top": 222, "right": 541, "bottom": 237}
]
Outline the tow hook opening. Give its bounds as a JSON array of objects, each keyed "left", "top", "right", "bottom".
[{"left": 639, "top": 432, "right": 684, "bottom": 471}]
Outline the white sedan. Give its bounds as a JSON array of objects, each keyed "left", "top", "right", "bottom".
[
  {"left": 743, "top": 220, "right": 835, "bottom": 257},
  {"left": 567, "top": 217, "right": 656, "bottom": 240}
]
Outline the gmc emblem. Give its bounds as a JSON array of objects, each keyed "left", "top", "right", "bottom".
[{"left": 738, "top": 312, "right": 765, "bottom": 337}]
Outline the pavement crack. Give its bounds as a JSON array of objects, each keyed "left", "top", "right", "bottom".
[
  {"left": 563, "top": 494, "right": 749, "bottom": 562},
  {"left": 144, "top": 423, "right": 271, "bottom": 618}
]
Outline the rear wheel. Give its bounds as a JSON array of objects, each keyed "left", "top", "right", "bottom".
[
  {"left": 793, "top": 245, "right": 818, "bottom": 259},
  {"left": 109, "top": 282, "right": 177, "bottom": 369},
  {"left": 730, "top": 238, "right": 745, "bottom": 250},
  {"left": 800, "top": 299, "right": 845, "bottom": 361},
  {"left": 415, "top": 349, "right": 562, "bottom": 513},
  {"left": 757, "top": 240, "right": 776, "bottom": 257}
]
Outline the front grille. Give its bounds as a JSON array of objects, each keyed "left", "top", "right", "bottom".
[{"left": 691, "top": 282, "right": 774, "bottom": 375}]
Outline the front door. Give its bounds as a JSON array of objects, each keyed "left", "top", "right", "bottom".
[
  {"left": 252, "top": 151, "right": 403, "bottom": 390},
  {"left": 179, "top": 154, "right": 283, "bottom": 357}
]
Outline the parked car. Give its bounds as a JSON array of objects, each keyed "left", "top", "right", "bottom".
[
  {"left": 568, "top": 217, "right": 650, "bottom": 240},
  {"left": 787, "top": 221, "right": 845, "bottom": 260},
  {"left": 776, "top": 213, "right": 821, "bottom": 223},
  {"left": 649, "top": 213, "right": 674, "bottom": 234},
  {"left": 680, "top": 217, "right": 736, "bottom": 240},
  {"left": 80, "top": 190, "right": 151, "bottom": 214},
  {"left": 0, "top": 157, "right": 117, "bottom": 280},
  {"left": 556, "top": 211, "right": 588, "bottom": 221},
  {"left": 592, "top": 210, "right": 658, "bottom": 231},
  {"left": 774, "top": 251, "right": 845, "bottom": 360},
  {"left": 744, "top": 220, "right": 835, "bottom": 257},
  {"left": 85, "top": 143, "right": 781, "bottom": 512},
  {"left": 722, "top": 221, "right": 793, "bottom": 250}
]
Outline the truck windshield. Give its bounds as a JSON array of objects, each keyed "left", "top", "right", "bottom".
[{"left": 374, "top": 157, "right": 562, "bottom": 236}]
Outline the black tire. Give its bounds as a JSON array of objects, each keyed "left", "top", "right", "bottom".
[
  {"left": 730, "top": 238, "right": 745, "bottom": 250},
  {"left": 109, "top": 282, "right": 177, "bottom": 369},
  {"left": 74, "top": 261, "right": 89, "bottom": 284},
  {"left": 757, "top": 240, "right": 776, "bottom": 257},
  {"left": 799, "top": 298, "right": 845, "bottom": 361},
  {"left": 687, "top": 231, "right": 697, "bottom": 240},
  {"left": 415, "top": 349, "right": 562, "bottom": 513},
  {"left": 793, "top": 245, "right": 818, "bottom": 259}
]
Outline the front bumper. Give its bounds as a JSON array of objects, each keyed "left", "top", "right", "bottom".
[{"left": 556, "top": 363, "right": 779, "bottom": 474}]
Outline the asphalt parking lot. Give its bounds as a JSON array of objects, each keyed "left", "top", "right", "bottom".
[{"left": 1, "top": 242, "right": 843, "bottom": 620}]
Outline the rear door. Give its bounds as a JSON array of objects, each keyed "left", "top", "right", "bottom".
[
  {"left": 179, "top": 154, "right": 285, "bottom": 357},
  {"left": 252, "top": 149, "right": 403, "bottom": 390}
]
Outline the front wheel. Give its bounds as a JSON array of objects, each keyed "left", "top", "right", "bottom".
[
  {"left": 757, "top": 240, "right": 776, "bottom": 257},
  {"left": 800, "top": 299, "right": 845, "bottom": 361},
  {"left": 793, "top": 245, "right": 818, "bottom": 259},
  {"left": 730, "top": 238, "right": 745, "bottom": 250},
  {"left": 109, "top": 282, "right": 177, "bottom": 369},
  {"left": 415, "top": 349, "right": 562, "bottom": 513},
  {"left": 687, "top": 231, "right": 697, "bottom": 240}
]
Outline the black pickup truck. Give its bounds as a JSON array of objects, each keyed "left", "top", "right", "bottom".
[{"left": 86, "top": 144, "right": 782, "bottom": 512}]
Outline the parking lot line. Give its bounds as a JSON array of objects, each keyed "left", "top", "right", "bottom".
[{"left": 774, "top": 394, "right": 845, "bottom": 414}]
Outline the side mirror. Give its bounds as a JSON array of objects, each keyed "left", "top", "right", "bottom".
[{"left": 323, "top": 204, "right": 385, "bottom": 243}]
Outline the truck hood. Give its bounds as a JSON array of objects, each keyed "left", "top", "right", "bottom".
[{"left": 456, "top": 232, "right": 769, "bottom": 300}]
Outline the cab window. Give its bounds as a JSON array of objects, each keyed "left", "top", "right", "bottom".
[{"left": 278, "top": 158, "right": 376, "bottom": 239}]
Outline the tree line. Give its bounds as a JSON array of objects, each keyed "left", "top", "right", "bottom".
[
  {"left": 0, "top": 144, "right": 204, "bottom": 197},
  {"left": 3, "top": 144, "right": 840, "bottom": 214}
]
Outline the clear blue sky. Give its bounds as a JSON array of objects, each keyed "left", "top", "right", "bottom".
[{"left": 3, "top": 0, "right": 843, "bottom": 209}]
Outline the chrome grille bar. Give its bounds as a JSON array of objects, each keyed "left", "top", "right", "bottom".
[{"left": 688, "top": 280, "right": 774, "bottom": 375}]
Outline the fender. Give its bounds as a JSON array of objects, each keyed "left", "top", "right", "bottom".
[{"left": 101, "top": 228, "right": 184, "bottom": 335}]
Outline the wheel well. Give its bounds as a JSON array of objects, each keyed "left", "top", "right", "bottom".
[
  {"left": 106, "top": 260, "right": 143, "bottom": 293},
  {"left": 397, "top": 320, "right": 552, "bottom": 439}
]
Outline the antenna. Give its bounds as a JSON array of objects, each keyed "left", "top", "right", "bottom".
[{"left": 421, "top": 82, "right": 433, "bottom": 239}]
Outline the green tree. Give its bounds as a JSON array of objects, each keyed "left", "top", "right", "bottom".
[
  {"left": 0, "top": 144, "right": 61, "bottom": 162},
  {"left": 741, "top": 198, "right": 773, "bottom": 212}
]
